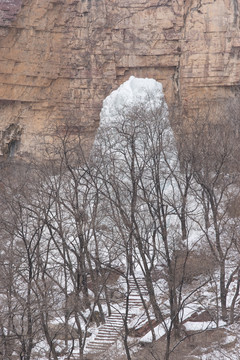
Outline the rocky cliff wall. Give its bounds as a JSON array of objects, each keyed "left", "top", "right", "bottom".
[{"left": 0, "top": 0, "right": 240, "bottom": 157}]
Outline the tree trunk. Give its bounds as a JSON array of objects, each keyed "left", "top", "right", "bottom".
[
  {"left": 220, "top": 262, "right": 227, "bottom": 321},
  {"left": 230, "top": 268, "right": 240, "bottom": 324}
]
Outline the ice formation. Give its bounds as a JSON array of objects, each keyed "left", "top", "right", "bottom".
[{"left": 99, "top": 76, "right": 167, "bottom": 126}]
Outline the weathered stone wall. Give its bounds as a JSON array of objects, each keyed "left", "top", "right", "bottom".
[{"left": 0, "top": 0, "right": 240, "bottom": 157}]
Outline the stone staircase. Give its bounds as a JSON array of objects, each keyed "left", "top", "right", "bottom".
[
  {"left": 85, "top": 311, "right": 126, "bottom": 354},
  {"left": 82, "top": 276, "right": 149, "bottom": 357},
  {"left": 128, "top": 277, "right": 149, "bottom": 309}
]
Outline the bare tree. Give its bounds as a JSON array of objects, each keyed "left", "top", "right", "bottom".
[{"left": 180, "top": 111, "right": 240, "bottom": 322}]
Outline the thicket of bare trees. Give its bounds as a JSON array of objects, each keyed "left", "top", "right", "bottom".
[
  {"left": 177, "top": 110, "right": 240, "bottom": 324},
  {"left": 0, "top": 97, "right": 239, "bottom": 360}
]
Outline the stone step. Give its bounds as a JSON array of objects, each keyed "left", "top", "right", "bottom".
[
  {"left": 109, "top": 312, "right": 124, "bottom": 316},
  {"left": 98, "top": 323, "right": 121, "bottom": 332},
  {"left": 89, "top": 338, "right": 115, "bottom": 344},
  {"left": 107, "top": 318, "right": 124, "bottom": 322},
  {"left": 129, "top": 286, "right": 147, "bottom": 289},
  {"left": 129, "top": 297, "right": 143, "bottom": 300},
  {"left": 107, "top": 321, "right": 124, "bottom": 324},
  {"left": 103, "top": 325, "right": 122, "bottom": 330},
  {"left": 87, "top": 341, "right": 113, "bottom": 347},
  {"left": 97, "top": 332, "right": 119, "bottom": 337},
  {"left": 86, "top": 345, "right": 109, "bottom": 351},
  {"left": 86, "top": 345, "right": 111, "bottom": 351},
  {"left": 95, "top": 331, "right": 119, "bottom": 336},
  {"left": 129, "top": 278, "right": 146, "bottom": 281},
  {"left": 98, "top": 326, "right": 120, "bottom": 334},
  {"left": 93, "top": 339, "right": 116, "bottom": 344},
  {"left": 85, "top": 276, "right": 149, "bottom": 355},
  {"left": 103, "top": 324, "right": 122, "bottom": 329},
  {"left": 94, "top": 335, "right": 118, "bottom": 341},
  {"left": 98, "top": 328, "right": 120, "bottom": 333},
  {"left": 129, "top": 300, "right": 143, "bottom": 303},
  {"left": 129, "top": 302, "right": 143, "bottom": 305},
  {"left": 87, "top": 342, "right": 111, "bottom": 347},
  {"left": 86, "top": 343, "right": 114, "bottom": 349},
  {"left": 90, "top": 344, "right": 115, "bottom": 349},
  {"left": 106, "top": 320, "right": 123, "bottom": 324}
]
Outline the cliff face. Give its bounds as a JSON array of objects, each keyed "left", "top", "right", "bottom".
[{"left": 0, "top": 0, "right": 240, "bottom": 157}]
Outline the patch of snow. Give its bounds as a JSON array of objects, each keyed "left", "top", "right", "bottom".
[
  {"left": 223, "top": 335, "right": 236, "bottom": 345},
  {"left": 184, "top": 320, "right": 226, "bottom": 332},
  {"left": 140, "top": 318, "right": 171, "bottom": 343}
]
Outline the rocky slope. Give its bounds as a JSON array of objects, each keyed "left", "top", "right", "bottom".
[{"left": 0, "top": 0, "right": 240, "bottom": 157}]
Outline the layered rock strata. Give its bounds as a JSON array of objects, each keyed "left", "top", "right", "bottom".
[{"left": 0, "top": 0, "right": 240, "bottom": 157}]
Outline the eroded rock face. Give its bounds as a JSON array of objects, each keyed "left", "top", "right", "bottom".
[
  {"left": 0, "top": 0, "right": 22, "bottom": 27},
  {"left": 0, "top": 0, "right": 240, "bottom": 157},
  {"left": 0, "top": 123, "right": 22, "bottom": 158}
]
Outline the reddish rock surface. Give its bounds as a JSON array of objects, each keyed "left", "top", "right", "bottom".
[{"left": 0, "top": 0, "right": 240, "bottom": 157}]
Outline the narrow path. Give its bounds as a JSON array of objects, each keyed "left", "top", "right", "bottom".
[{"left": 83, "top": 276, "right": 148, "bottom": 356}]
